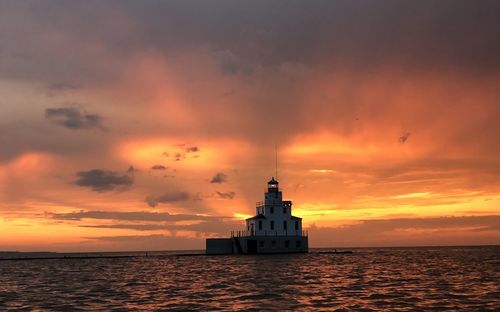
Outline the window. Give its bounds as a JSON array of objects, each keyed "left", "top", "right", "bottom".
[
  {"left": 296, "top": 240, "right": 301, "bottom": 248},
  {"left": 259, "top": 241, "right": 264, "bottom": 248},
  {"left": 283, "top": 220, "right": 287, "bottom": 231},
  {"left": 258, "top": 220, "right": 262, "bottom": 230},
  {"left": 283, "top": 206, "right": 287, "bottom": 213},
  {"left": 285, "top": 240, "right": 290, "bottom": 248},
  {"left": 270, "top": 207, "right": 274, "bottom": 214},
  {"left": 295, "top": 221, "right": 299, "bottom": 230},
  {"left": 270, "top": 221, "right": 274, "bottom": 230},
  {"left": 271, "top": 241, "right": 276, "bottom": 247}
]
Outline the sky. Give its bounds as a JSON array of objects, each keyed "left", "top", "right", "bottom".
[{"left": 1, "top": 0, "right": 499, "bottom": 251}]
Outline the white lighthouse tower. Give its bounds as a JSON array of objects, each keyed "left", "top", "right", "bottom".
[
  {"left": 245, "top": 177, "right": 303, "bottom": 237},
  {"left": 206, "top": 177, "right": 308, "bottom": 254}
]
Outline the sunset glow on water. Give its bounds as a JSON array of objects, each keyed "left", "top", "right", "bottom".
[{"left": 1, "top": 247, "right": 499, "bottom": 310}]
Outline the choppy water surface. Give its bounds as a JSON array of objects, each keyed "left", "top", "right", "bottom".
[{"left": 1, "top": 246, "right": 499, "bottom": 311}]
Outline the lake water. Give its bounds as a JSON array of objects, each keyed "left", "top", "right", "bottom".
[{"left": 1, "top": 246, "right": 499, "bottom": 311}]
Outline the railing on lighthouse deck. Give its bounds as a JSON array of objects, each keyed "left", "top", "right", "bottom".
[
  {"left": 255, "top": 201, "right": 264, "bottom": 214},
  {"left": 230, "top": 229, "right": 308, "bottom": 238}
]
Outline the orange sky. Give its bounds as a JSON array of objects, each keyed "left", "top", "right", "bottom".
[{"left": 1, "top": 1, "right": 499, "bottom": 251}]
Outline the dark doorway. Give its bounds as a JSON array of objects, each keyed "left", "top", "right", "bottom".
[{"left": 247, "top": 240, "right": 258, "bottom": 254}]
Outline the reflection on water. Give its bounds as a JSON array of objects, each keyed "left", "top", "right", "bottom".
[{"left": 1, "top": 247, "right": 499, "bottom": 310}]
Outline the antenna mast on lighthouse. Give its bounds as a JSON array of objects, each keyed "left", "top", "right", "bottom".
[{"left": 275, "top": 143, "right": 278, "bottom": 180}]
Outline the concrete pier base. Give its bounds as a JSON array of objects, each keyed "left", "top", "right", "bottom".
[{"left": 206, "top": 235, "right": 308, "bottom": 255}]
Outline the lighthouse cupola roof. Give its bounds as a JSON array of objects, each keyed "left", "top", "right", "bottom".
[{"left": 267, "top": 177, "right": 279, "bottom": 192}]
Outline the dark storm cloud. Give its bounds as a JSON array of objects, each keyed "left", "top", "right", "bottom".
[
  {"left": 1, "top": 0, "right": 499, "bottom": 155},
  {"left": 145, "top": 192, "right": 191, "bottom": 208},
  {"left": 45, "top": 107, "right": 103, "bottom": 130},
  {"left": 75, "top": 169, "right": 133, "bottom": 192},
  {"left": 216, "top": 191, "right": 235, "bottom": 199},
  {"left": 50, "top": 210, "right": 217, "bottom": 222},
  {"left": 111, "top": 0, "right": 500, "bottom": 73},
  {"left": 1, "top": 0, "right": 499, "bottom": 87},
  {"left": 210, "top": 172, "right": 227, "bottom": 184}
]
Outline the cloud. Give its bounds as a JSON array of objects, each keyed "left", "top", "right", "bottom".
[
  {"left": 310, "top": 215, "right": 500, "bottom": 247},
  {"left": 151, "top": 165, "right": 167, "bottom": 170},
  {"left": 165, "top": 219, "right": 242, "bottom": 236},
  {"left": 216, "top": 191, "right": 235, "bottom": 199},
  {"left": 50, "top": 210, "right": 217, "bottom": 222},
  {"left": 185, "top": 146, "right": 199, "bottom": 153},
  {"left": 399, "top": 132, "right": 411, "bottom": 144},
  {"left": 82, "top": 219, "right": 242, "bottom": 236},
  {"left": 2, "top": 1, "right": 500, "bottom": 91},
  {"left": 49, "top": 212, "right": 500, "bottom": 247},
  {"left": 45, "top": 106, "right": 103, "bottom": 130},
  {"left": 174, "top": 153, "right": 183, "bottom": 161},
  {"left": 210, "top": 172, "right": 227, "bottom": 184},
  {"left": 145, "top": 191, "right": 191, "bottom": 207},
  {"left": 80, "top": 224, "right": 167, "bottom": 231},
  {"left": 158, "top": 146, "right": 198, "bottom": 163},
  {"left": 75, "top": 169, "right": 133, "bottom": 192}
]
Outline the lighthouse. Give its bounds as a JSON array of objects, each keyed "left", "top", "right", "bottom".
[
  {"left": 206, "top": 177, "right": 308, "bottom": 254},
  {"left": 245, "top": 177, "right": 303, "bottom": 237}
]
